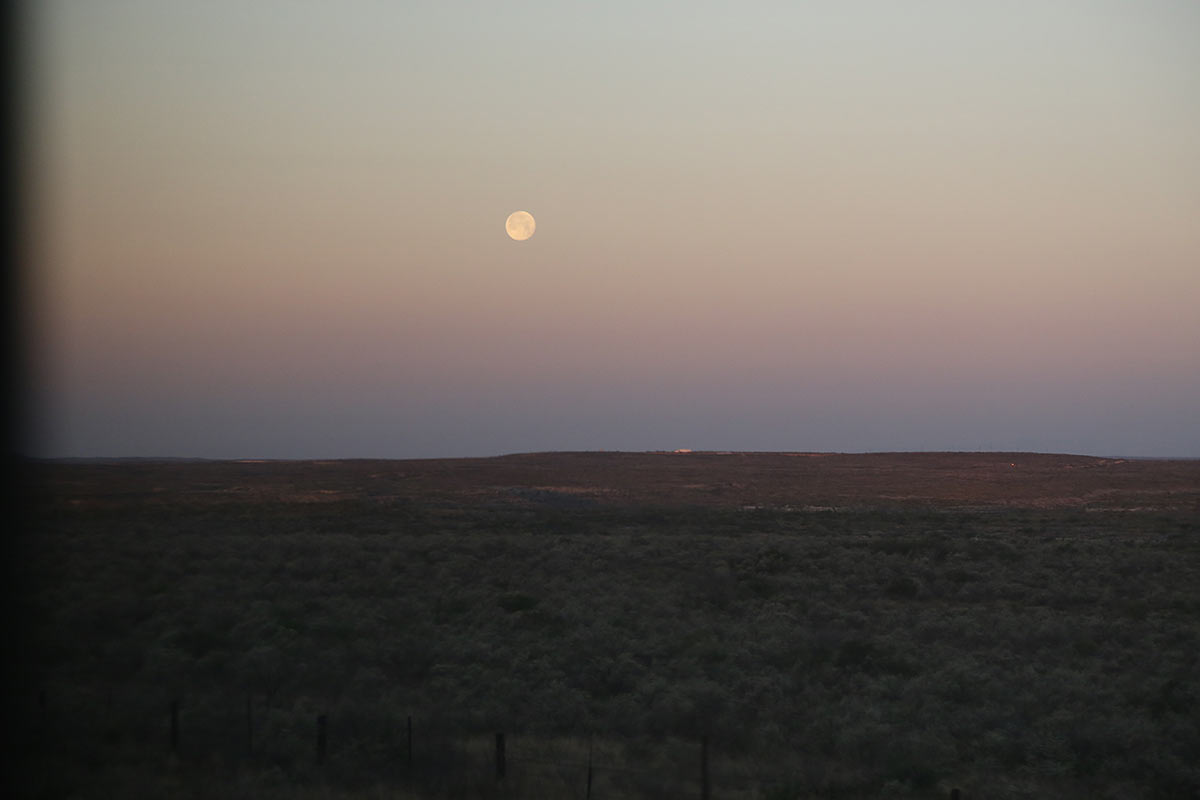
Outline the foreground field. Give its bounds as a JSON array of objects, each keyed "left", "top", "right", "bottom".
[{"left": 16, "top": 453, "right": 1200, "bottom": 798}]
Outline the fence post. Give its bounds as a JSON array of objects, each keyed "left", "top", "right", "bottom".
[
  {"left": 406, "top": 715, "right": 413, "bottom": 768},
  {"left": 586, "top": 736, "right": 594, "bottom": 800},
  {"left": 950, "top": 790, "right": 961, "bottom": 800},
  {"left": 495, "top": 732, "right": 506, "bottom": 780},
  {"left": 317, "top": 714, "right": 328, "bottom": 763},
  {"left": 245, "top": 694, "right": 253, "bottom": 757},
  {"left": 700, "top": 734, "right": 710, "bottom": 800},
  {"left": 170, "top": 699, "right": 180, "bottom": 753}
]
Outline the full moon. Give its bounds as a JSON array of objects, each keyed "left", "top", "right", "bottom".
[{"left": 505, "top": 211, "right": 536, "bottom": 241}]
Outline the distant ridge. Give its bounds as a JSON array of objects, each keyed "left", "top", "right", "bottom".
[
  {"left": 25, "top": 451, "right": 1200, "bottom": 513},
  {"left": 34, "top": 456, "right": 216, "bottom": 464}
]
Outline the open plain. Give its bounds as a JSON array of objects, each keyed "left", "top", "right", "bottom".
[{"left": 16, "top": 452, "right": 1200, "bottom": 798}]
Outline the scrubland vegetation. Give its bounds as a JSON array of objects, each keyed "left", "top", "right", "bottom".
[{"left": 15, "top": 459, "right": 1200, "bottom": 798}]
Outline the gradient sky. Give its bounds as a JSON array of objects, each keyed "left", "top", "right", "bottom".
[{"left": 26, "top": 1, "right": 1200, "bottom": 458}]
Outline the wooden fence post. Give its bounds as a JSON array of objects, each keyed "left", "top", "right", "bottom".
[
  {"left": 495, "top": 732, "right": 506, "bottom": 780},
  {"left": 245, "top": 694, "right": 253, "bottom": 757},
  {"left": 170, "top": 699, "right": 180, "bottom": 753},
  {"left": 586, "top": 736, "right": 594, "bottom": 800},
  {"left": 406, "top": 715, "right": 413, "bottom": 768},
  {"left": 317, "top": 714, "right": 328, "bottom": 763},
  {"left": 700, "top": 734, "right": 710, "bottom": 800},
  {"left": 950, "top": 790, "right": 962, "bottom": 800}
]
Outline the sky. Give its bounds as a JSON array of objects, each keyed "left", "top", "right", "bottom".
[{"left": 24, "top": 0, "right": 1200, "bottom": 458}]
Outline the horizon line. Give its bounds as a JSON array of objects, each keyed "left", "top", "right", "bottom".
[{"left": 22, "top": 450, "right": 1200, "bottom": 464}]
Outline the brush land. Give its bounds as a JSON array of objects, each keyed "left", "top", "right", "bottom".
[{"left": 15, "top": 452, "right": 1200, "bottom": 798}]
